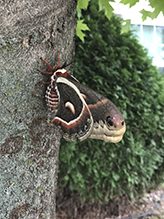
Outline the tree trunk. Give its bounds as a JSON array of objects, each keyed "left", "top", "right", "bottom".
[{"left": 0, "top": 0, "right": 77, "bottom": 218}]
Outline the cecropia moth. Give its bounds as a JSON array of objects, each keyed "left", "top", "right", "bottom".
[{"left": 39, "top": 52, "right": 126, "bottom": 143}]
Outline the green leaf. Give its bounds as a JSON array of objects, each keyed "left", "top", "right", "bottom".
[
  {"left": 98, "top": 0, "right": 114, "bottom": 20},
  {"left": 76, "top": 20, "right": 90, "bottom": 42},
  {"left": 121, "top": 19, "right": 131, "bottom": 33},
  {"left": 77, "top": 0, "right": 91, "bottom": 10},
  {"left": 64, "top": 175, "right": 69, "bottom": 181},
  {"left": 129, "top": 156, "right": 136, "bottom": 166},
  {"left": 149, "top": 0, "right": 164, "bottom": 16},
  {"left": 140, "top": 0, "right": 164, "bottom": 20},
  {"left": 111, "top": 180, "right": 116, "bottom": 188},
  {"left": 151, "top": 8, "right": 161, "bottom": 18},
  {"left": 140, "top": 9, "right": 159, "bottom": 21},
  {"left": 120, "top": 0, "right": 139, "bottom": 8},
  {"left": 112, "top": 172, "right": 120, "bottom": 181},
  {"left": 76, "top": 7, "right": 82, "bottom": 20}
]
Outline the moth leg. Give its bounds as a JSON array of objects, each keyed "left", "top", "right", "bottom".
[
  {"left": 40, "top": 57, "right": 54, "bottom": 72},
  {"left": 39, "top": 51, "right": 61, "bottom": 74},
  {"left": 38, "top": 69, "right": 53, "bottom": 75}
]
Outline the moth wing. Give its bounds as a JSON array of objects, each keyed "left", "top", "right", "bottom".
[
  {"left": 68, "top": 77, "right": 126, "bottom": 143},
  {"left": 52, "top": 76, "right": 93, "bottom": 141}
]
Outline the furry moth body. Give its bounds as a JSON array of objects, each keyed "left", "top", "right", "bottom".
[{"left": 39, "top": 52, "right": 126, "bottom": 143}]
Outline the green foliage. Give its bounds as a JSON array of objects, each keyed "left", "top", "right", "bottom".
[
  {"left": 98, "top": 0, "right": 114, "bottom": 20},
  {"left": 77, "top": 0, "right": 114, "bottom": 19},
  {"left": 77, "top": 0, "right": 91, "bottom": 10},
  {"left": 140, "top": 0, "right": 164, "bottom": 21},
  {"left": 76, "top": 0, "right": 115, "bottom": 41},
  {"left": 76, "top": 0, "right": 164, "bottom": 41},
  {"left": 58, "top": 2, "right": 164, "bottom": 202},
  {"left": 76, "top": 20, "right": 90, "bottom": 43},
  {"left": 121, "top": 19, "right": 131, "bottom": 34},
  {"left": 120, "top": 0, "right": 139, "bottom": 8}
]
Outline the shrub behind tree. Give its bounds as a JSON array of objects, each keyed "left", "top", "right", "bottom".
[{"left": 58, "top": 2, "right": 164, "bottom": 201}]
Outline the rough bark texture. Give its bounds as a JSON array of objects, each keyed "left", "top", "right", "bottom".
[{"left": 0, "top": 0, "right": 77, "bottom": 218}]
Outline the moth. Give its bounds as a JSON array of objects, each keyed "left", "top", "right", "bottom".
[{"left": 39, "top": 52, "right": 126, "bottom": 143}]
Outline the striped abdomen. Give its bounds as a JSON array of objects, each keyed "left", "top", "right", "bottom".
[{"left": 45, "top": 85, "right": 59, "bottom": 111}]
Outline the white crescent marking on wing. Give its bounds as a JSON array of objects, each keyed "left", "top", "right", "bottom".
[{"left": 65, "top": 101, "right": 76, "bottom": 114}]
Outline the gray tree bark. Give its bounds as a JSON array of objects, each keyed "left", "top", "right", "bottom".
[{"left": 0, "top": 0, "right": 76, "bottom": 218}]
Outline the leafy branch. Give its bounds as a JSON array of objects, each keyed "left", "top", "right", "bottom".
[{"left": 76, "top": 0, "right": 164, "bottom": 41}]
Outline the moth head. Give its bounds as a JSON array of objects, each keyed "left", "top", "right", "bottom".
[
  {"left": 55, "top": 68, "right": 68, "bottom": 78},
  {"left": 50, "top": 69, "right": 68, "bottom": 86}
]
